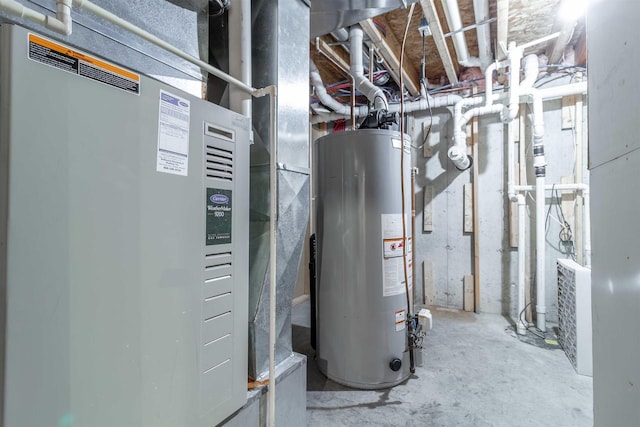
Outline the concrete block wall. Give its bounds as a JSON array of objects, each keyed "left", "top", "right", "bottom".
[{"left": 410, "top": 95, "right": 588, "bottom": 322}]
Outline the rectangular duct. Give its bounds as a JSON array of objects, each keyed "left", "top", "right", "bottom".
[
  {"left": 310, "top": 0, "right": 420, "bottom": 37},
  {"left": 249, "top": 0, "right": 310, "bottom": 380}
]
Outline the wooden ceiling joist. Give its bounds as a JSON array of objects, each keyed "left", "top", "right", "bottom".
[
  {"left": 315, "top": 37, "right": 351, "bottom": 75},
  {"left": 546, "top": 21, "right": 576, "bottom": 65},
  {"left": 359, "top": 18, "right": 422, "bottom": 96},
  {"left": 419, "top": 0, "right": 458, "bottom": 84},
  {"left": 574, "top": 30, "right": 586, "bottom": 66}
]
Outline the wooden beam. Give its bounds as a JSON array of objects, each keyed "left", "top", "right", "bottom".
[
  {"left": 464, "top": 275, "right": 474, "bottom": 312},
  {"left": 496, "top": 0, "right": 509, "bottom": 60},
  {"left": 420, "top": 0, "right": 458, "bottom": 84},
  {"left": 423, "top": 261, "right": 434, "bottom": 305},
  {"left": 423, "top": 185, "right": 434, "bottom": 232},
  {"left": 314, "top": 37, "right": 351, "bottom": 76},
  {"left": 471, "top": 115, "right": 480, "bottom": 314},
  {"left": 359, "top": 18, "right": 421, "bottom": 96},
  {"left": 463, "top": 183, "right": 473, "bottom": 233},
  {"left": 546, "top": 20, "right": 576, "bottom": 66},
  {"left": 574, "top": 30, "right": 587, "bottom": 66}
]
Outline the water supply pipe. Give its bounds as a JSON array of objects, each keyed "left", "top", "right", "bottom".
[
  {"left": 506, "top": 119, "right": 527, "bottom": 335},
  {"left": 349, "top": 26, "right": 388, "bottom": 111},
  {"left": 516, "top": 194, "right": 527, "bottom": 335}
]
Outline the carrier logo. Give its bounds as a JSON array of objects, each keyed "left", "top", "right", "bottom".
[
  {"left": 179, "top": 101, "right": 188, "bottom": 107},
  {"left": 210, "top": 194, "right": 229, "bottom": 204}
]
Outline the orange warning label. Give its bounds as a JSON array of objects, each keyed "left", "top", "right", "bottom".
[{"left": 28, "top": 33, "right": 140, "bottom": 94}]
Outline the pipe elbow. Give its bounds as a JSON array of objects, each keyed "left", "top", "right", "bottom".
[
  {"left": 510, "top": 193, "right": 525, "bottom": 204},
  {"left": 448, "top": 145, "right": 472, "bottom": 171},
  {"left": 45, "top": 16, "right": 72, "bottom": 35},
  {"left": 501, "top": 103, "right": 519, "bottom": 123}
]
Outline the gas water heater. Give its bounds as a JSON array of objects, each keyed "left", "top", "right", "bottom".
[{"left": 315, "top": 129, "right": 415, "bottom": 389}]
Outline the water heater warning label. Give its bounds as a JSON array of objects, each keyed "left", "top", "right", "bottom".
[
  {"left": 28, "top": 33, "right": 140, "bottom": 94},
  {"left": 381, "top": 214, "right": 412, "bottom": 297},
  {"left": 206, "top": 188, "right": 232, "bottom": 245}
]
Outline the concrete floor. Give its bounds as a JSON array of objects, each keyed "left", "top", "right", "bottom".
[{"left": 292, "top": 301, "right": 593, "bottom": 427}]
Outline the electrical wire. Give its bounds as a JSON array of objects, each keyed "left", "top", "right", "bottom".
[
  {"left": 209, "top": 0, "right": 229, "bottom": 16},
  {"left": 399, "top": 2, "right": 415, "bottom": 373},
  {"left": 518, "top": 302, "right": 546, "bottom": 339},
  {"left": 409, "top": 32, "right": 434, "bottom": 152},
  {"left": 545, "top": 184, "right": 577, "bottom": 259}
]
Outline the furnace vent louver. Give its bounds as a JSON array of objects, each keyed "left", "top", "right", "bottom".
[
  {"left": 205, "top": 146, "right": 234, "bottom": 181},
  {"left": 557, "top": 259, "right": 592, "bottom": 377}
]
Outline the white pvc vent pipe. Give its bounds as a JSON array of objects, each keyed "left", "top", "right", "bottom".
[
  {"left": 473, "top": 0, "right": 493, "bottom": 69},
  {"left": 0, "top": 0, "right": 72, "bottom": 35},
  {"left": 441, "top": 0, "right": 481, "bottom": 68},
  {"left": 349, "top": 26, "right": 388, "bottom": 111},
  {"left": 310, "top": 61, "right": 369, "bottom": 117}
]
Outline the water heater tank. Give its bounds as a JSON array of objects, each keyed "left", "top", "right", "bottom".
[{"left": 315, "top": 129, "right": 413, "bottom": 389}]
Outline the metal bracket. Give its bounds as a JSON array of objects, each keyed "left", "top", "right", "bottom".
[{"left": 277, "top": 163, "right": 311, "bottom": 176}]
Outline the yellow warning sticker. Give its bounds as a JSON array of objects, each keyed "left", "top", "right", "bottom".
[{"left": 28, "top": 33, "right": 140, "bottom": 94}]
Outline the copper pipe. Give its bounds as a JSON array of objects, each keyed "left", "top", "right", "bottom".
[{"left": 369, "top": 43, "right": 375, "bottom": 83}]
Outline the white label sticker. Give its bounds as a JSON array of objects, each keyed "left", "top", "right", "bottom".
[
  {"left": 383, "top": 257, "right": 413, "bottom": 297},
  {"left": 391, "top": 138, "right": 411, "bottom": 153},
  {"left": 381, "top": 214, "right": 412, "bottom": 296},
  {"left": 382, "top": 213, "right": 406, "bottom": 239},
  {"left": 157, "top": 90, "right": 190, "bottom": 176},
  {"left": 395, "top": 309, "right": 406, "bottom": 331}
]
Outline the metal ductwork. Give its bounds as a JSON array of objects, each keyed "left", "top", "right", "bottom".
[
  {"left": 310, "top": 0, "right": 420, "bottom": 37},
  {"left": 249, "top": 0, "right": 310, "bottom": 380}
]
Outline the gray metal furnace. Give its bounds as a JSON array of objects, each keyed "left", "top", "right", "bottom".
[
  {"left": 314, "top": 129, "right": 413, "bottom": 389},
  {"left": 0, "top": 25, "right": 249, "bottom": 426}
]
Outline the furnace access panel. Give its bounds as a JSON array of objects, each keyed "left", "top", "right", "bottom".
[{"left": 0, "top": 25, "right": 249, "bottom": 426}]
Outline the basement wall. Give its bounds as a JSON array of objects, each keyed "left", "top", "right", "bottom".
[{"left": 411, "top": 93, "right": 588, "bottom": 323}]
